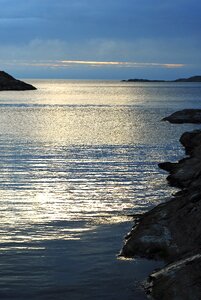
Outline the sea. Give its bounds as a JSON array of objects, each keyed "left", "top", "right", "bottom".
[{"left": 0, "top": 80, "right": 201, "bottom": 300}]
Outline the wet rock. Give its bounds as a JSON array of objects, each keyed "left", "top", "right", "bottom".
[
  {"left": 162, "top": 109, "right": 201, "bottom": 124},
  {"left": 0, "top": 71, "right": 36, "bottom": 91}
]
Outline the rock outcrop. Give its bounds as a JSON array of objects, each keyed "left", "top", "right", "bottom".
[
  {"left": 162, "top": 109, "right": 201, "bottom": 124},
  {"left": 120, "top": 110, "right": 201, "bottom": 299},
  {"left": 146, "top": 254, "right": 201, "bottom": 300},
  {"left": 0, "top": 71, "right": 36, "bottom": 91}
]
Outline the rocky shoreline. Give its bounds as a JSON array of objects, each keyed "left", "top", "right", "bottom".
[{"left": 120, "top": 109, "right": 201, "bottom": 299}]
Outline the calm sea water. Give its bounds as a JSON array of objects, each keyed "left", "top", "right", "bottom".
[{"left": 0, "top": 80, "right": 201, "bottom": 299}]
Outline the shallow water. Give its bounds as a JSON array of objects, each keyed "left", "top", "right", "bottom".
[{"left": 0, "top": 80, "right": 200, "bottom": 299}]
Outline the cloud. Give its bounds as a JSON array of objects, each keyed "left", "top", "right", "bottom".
[
  {"left": 51, "top": 60, "right": 185, "bottom": 69},
  {"left": 0, "top": 37, "right": 193, "bottom": 79},
  {"left": 1, "top": 58, "right": 185, "bottom": 70},
  {"left": 0, "top": 37, "right": 199, "bottom": 64},
  {"left": 0, "top": 1, "right": 200, "bottom": 78},
  {"left": 1, "top": 0, "right": 201, "bottom": 44}
]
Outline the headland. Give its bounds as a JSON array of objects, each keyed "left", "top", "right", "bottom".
[{"left": 0, "top": 71, "right": 36, "bottom": 91}]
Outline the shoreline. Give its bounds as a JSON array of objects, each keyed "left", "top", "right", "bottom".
[{"left": 120, "top": 109, "right": 201, "bottom": 299}]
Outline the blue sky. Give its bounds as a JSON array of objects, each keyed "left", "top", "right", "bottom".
[{"left": 0, "top": 0, "right": 201, "bottom": 79}]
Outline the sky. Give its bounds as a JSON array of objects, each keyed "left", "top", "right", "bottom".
[{"left": 0, "top": 0, "right": 201, "bottom": 79}]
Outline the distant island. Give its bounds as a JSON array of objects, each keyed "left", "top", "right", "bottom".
[
  {"left": 0, "top": 71, "right": 36, "bottom": 91},
  {"left": 122, "top": 75, "right": 201, "bottom": 83}
]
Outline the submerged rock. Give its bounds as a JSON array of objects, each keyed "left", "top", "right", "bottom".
[
  {"left": 121, "top": 110, "right": 201, "bottom": 299},
  {"left": 0, "top": 71, "right": 36, "bottom": 91}
]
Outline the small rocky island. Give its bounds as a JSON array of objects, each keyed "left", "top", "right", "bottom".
[
  {"left": 122, "top": 75, "right": 201, "bottom": 83},
  {"left": 0, "top": 71, "right": 36, "bottom": 91},
  {"left": 120, "top": 109, "right": 201, "bottom": 299},
  {"left": 162, "top": 109, "right": 201, "bottom": 124}
]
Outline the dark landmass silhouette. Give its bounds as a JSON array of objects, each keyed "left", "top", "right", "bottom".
[
  {"left": 122, "top": 75, "right": 201, "bottom": 83},
  {"left": 0, "top": 71, "right": 36, "bottom": 91}
]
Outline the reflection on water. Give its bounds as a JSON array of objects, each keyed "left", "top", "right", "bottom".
[
  {"left": 0, "top": 106, "right": 143, "bottom": 144},
  {"left": 0, "top": 80, "right": 200, "bottom": 299},
  {"left": 0, "top": 140, "right": 171, "bottom": 245}
]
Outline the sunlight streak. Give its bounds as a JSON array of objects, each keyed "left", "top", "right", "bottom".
[{"left": 0, "top": 59, "right": 185, "bottom": 69}]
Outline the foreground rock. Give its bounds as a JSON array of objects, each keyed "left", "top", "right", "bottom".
[
  {"left": 0, "top": 71, "right": 36, "bottom": 91},
  {"left": 121, "top": 112, "right": 201, "bottom": 299},
  {"left": 146, "top": 254, "right": 201, "bottom": 300},
  {"left": 121, "top": 184, "right": 201, "bottom": 261}
]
